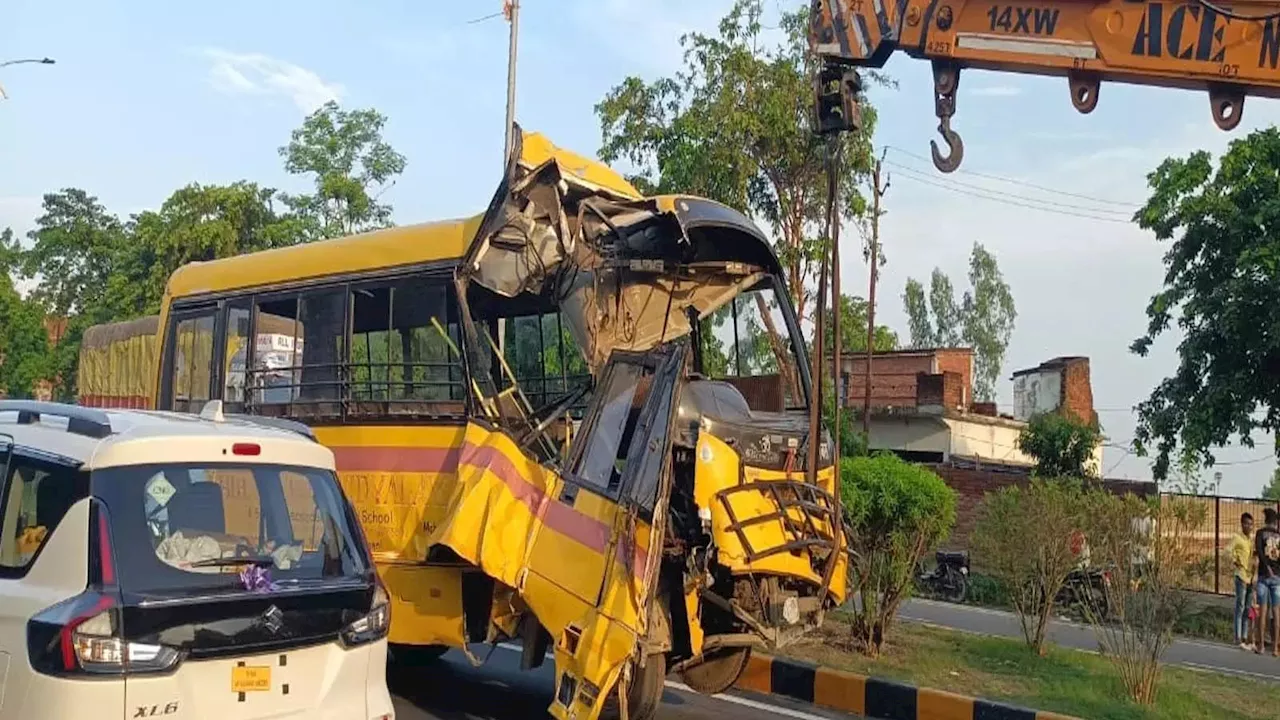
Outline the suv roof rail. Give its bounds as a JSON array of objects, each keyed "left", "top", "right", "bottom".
[
  {"left": 197, "top": 401, "right": 318, "bottom": 443},
  {"left": 0, "top": 400, "right": 113, "bottom": 439}
]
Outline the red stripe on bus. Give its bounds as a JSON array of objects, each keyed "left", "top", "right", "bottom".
[
  {"left": 459, "top": 442, "right": 611, "bottom": 555},
  {"left": 458, "top": 441, "right": 651, "bottom": 576}
]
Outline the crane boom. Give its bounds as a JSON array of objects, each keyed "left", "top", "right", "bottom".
[{"left": 810, "top": 0, "right": 1280, "bottom": 170}]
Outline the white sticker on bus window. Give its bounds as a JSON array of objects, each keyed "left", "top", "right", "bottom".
[{"left": 147, "top": 477, "right": 177, "bottom": 507}]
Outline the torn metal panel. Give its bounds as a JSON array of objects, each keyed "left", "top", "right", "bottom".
[{"left": 459, "top": 125, "right": 787, "bottom": 381}]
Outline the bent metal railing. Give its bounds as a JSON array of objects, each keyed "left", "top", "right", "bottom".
[{"left": 714, "top": 478, "right": 839, "bottom": 564}]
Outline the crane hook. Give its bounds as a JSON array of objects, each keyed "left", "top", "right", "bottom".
[{"left": 930, "top": 117, "right": 964, "bottom": 174}]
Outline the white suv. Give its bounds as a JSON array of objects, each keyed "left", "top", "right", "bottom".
[{"left": 0, "top": 400, "right": 394, "bottom": 720}]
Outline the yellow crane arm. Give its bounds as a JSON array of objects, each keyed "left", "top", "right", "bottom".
[{"left": 810, "top": 0, "right": 1280, "bottom": 170}]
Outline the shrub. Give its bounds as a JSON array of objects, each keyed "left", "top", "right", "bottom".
[
  {"left": 965, "top": 572, "right": 1012, "bottom": 609},
  {"left": 971, "top": 478, "right": 1089, "bottom": 655},
  {"left": 840, "top": 453, "right": 957, "bottom": 657},
  {"left": 1080, "top": 492, "right": 1211, "bottom": 705}
]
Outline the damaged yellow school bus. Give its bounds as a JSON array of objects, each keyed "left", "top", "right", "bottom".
[{"left": 145, "top": 127, "right": 845, "bottom": 720}]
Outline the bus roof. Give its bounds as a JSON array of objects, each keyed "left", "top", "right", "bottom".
[
  {"left": 165, "top": 131, "right": 642, "bottom": 300},
  {"left": 166, "top": 215, "right": 482, "bottom": 299}
]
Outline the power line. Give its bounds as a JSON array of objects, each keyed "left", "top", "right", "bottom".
[
  {"left": 466, "top": 10, "right": 503, "bottom": 23},
  {"left": 891, "top": 170, "right": 1135, "bottom": 224},
  {"left": 1214, "top": 453, "right": 1275, "bottom": 467},
  {"left": 884, "top": 160, "right": 1134, "bottom": 217},
  {"left": 884, "top": 145, "right": 1142, "bottom": 208}
]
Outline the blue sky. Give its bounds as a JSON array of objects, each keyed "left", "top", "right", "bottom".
[{"left": 4, "top": 0, "right": 1279, "bottom": 494}]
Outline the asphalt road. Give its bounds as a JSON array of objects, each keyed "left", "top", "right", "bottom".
[
  {"left": 900, "top": 597, "right": 1280, "bottom": 682},
  {"left": 389, "top": 644, "right": 861, "bottom": 720}
]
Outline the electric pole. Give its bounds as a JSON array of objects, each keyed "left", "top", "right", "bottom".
[
  {"left": 862, "top": 152, "right": 889, "bottom": 437},
  {"left": 502, "top": 0, "right": 520, "bottom": 164},
  {"left": 829, "top": 143, "right": 843, "bottom": 465}
]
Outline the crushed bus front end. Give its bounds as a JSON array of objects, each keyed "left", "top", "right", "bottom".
[{"left": 420, "top": 126, "right": 846, "bottom": 720}]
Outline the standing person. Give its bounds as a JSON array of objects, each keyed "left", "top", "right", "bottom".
[
  {"left": 1230, "top": 512, "right": 1256, "bottom": 649},
  {"left": 1253, "top": 508, "right": 1280, "bottom": 655}
]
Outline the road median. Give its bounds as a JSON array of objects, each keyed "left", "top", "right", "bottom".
[{"left": 734, "top": 652, "right": 1077, "bottom": 720}]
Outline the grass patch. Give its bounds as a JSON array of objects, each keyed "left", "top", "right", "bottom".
[{"left": 781, "top": 619, "right": 1280, "bottom": 719}]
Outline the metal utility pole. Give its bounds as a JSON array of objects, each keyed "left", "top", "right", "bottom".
[
  {"left": 502, "top": 0, "right": 520, "bottom": 163},
  {"left": 828, "top": 143, "right": 843, "bottom": 464},
  {"left": 862, "top": 153, "right": 889, "bottom": 436}
]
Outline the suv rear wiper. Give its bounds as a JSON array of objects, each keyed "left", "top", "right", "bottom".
[{"left": 189, "top": 556, "right": 275, "bottom": 569}]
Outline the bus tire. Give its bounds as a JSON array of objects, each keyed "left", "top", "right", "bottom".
[
  {"left": 388, "top": 643, "right": 449, "bottom": 666},
  {"left": 679, "top": 646, "right": 751, "bottom": 695},
  {"left": 601, "top": 652, "right": 666, "bottom": 720}
]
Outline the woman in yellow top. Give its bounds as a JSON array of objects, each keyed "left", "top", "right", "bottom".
[{"left": 1230, "top": 512, "right": 1256, "bottom": 649}]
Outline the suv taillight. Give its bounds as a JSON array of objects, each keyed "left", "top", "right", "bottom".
[
  {"left": 340, "top": 583, "right": 390, "bottom": 648},
  {"left": 28, "top": 500, "right": 182, "bottom": 677}
]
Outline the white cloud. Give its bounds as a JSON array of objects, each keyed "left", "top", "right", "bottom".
[
  {"left": 969, "top": 85, "right": 1022, "bottom": 98},
  {"left": 200, "top": 48, "right": 343, "bottom": 114}
]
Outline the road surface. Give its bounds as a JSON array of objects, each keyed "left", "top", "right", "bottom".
[
  {"left": 390, "top": 644, "right": 862, "bottom": 720},
  {"left": 901, "top": 597, "right": 1280, "bottom": 682}
]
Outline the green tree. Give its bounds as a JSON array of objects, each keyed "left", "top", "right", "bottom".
[
  {"left": 1130, "top": 127, "right": 1280, "bottom": 480},
  {"left": 1165, "top": 448, "right": 1220, "bottom": 495},
  {"left": 20, "top": 188, "right": 130, "bottom": 319},
  {"left": 840, "top": 453, "right": 956, "bottom": 657},
  {"left": 0, "top": 228, "right": 21, "bottom": 277},
  {"left": 0, "top": 273, "right": 51, "bottom": 398},
  {"left": 279, "top": 101, "right": 407, "bottom": 240},
  {"left": 127, "top": 181, "right": 306, "bottom": 314},
  {"left": 902, "top": 243, "right": 1016, "bottom": 401},
  {"left": 1016, "top": 412, "right": 1102, "bottom": 478},
  {"left": 820, "top": 293, "right": 898, "bottom": 355},
  {"left": 596, "top": 0, "right": 881, "bottom": 322},
  {"left": 1261, "top": 469, "right": 1280, "bottom": 501}
]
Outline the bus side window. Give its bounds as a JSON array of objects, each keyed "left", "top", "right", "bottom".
[
  {"left": 223, "top": 304, "right": 250, "bottom": 412},
  {"left": 171, "top": 313, "right": 216, "bottom": 413},
  {"left": 349, "top": 277, "right": 464, "bottom": 416}
]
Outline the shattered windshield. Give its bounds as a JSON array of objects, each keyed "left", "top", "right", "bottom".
[{"left": 699, "top": 276, "right": 806, "bottom": 412}]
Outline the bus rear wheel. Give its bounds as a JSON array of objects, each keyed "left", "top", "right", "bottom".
[
  {"left": 601, "top": 653, "right": 666, "bottom": 720},
  {"left": 679, "top": 647, "right": 752, "bottom": 695}
]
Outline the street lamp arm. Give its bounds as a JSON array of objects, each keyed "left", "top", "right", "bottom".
[{"left": 0, "top": 58, "right": 56, "bottom": 68}]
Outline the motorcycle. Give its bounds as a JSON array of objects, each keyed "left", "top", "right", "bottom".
[
  {"left": 916, "top": 550, "right": 970, "bottom": 603},
  {"left": 1056, "top": 565, "right": 1112, "bottom": 621}
]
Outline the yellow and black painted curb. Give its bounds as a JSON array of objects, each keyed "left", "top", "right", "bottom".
[{"left": 734, "top": 653, "right": 1077, "bottom": 720}]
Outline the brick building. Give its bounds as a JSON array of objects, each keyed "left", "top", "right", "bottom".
[
  {"left": 836, "top": 348, "right": 1104, "bottom": 473},
  {"left": 1011, "top": 356, "right": 1097, "bottom": 426}
]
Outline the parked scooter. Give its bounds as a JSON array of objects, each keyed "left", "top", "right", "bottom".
[
  {"left": 1057, "top": 565, "right": 1111, "bottom": 621},
  {"left": 916, "top": 550, "right": 970, "bottom": 603}
]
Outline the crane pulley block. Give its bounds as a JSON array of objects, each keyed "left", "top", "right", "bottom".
[{"left": 810, "top": 0, "right": 1280, "bottom": 170}]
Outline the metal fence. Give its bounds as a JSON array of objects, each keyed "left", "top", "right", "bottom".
[{"left": 1161, "top": 492, "right": 1280, "bottom": 595}]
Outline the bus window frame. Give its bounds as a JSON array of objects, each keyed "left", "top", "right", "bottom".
[
  {"left": 163, "top": 264, "right": 473, "bottom": 424},
  {"left": 159, "top": 301, "right": 224, "bottom": 414},
  {"left": 345, "top": 274, "right": 467, "bottom": 415}
]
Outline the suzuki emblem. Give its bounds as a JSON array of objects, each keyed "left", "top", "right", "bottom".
[{"left": 262, "top": 604, "right": 284, "bottom": 634}]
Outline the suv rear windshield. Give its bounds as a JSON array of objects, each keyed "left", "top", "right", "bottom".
[{"left": 93, "top": 463, "right": 370, "bottom": 596}]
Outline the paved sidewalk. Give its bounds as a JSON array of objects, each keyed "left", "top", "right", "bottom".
[{"left": 900, "top": 598, "right": 1280, "bottom": 682}]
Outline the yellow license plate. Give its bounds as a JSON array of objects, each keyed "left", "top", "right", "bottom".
[{"left": 231, "top": 666, "right": 271, "bottom": 693}]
